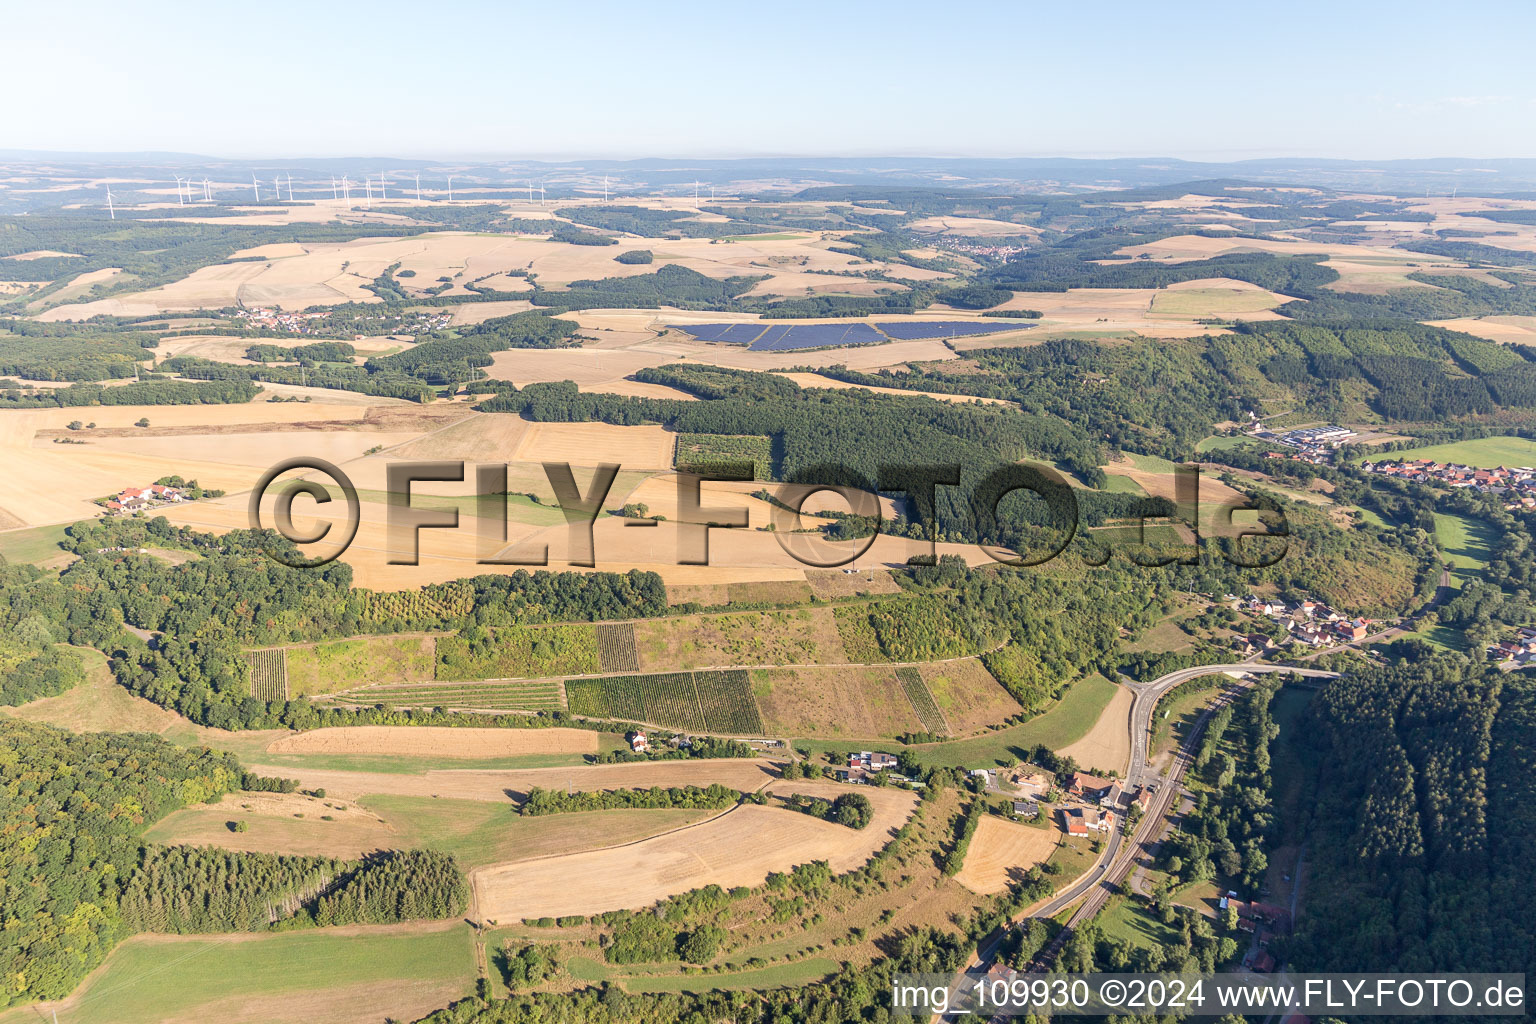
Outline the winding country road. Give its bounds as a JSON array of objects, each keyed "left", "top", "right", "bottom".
[{"left": 941, "top": 661, "right": 1339, "bottom": 1020}]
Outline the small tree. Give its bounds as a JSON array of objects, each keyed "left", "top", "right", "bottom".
[{"left": 135, "top": 417, "right": 150, "bottom": 428}]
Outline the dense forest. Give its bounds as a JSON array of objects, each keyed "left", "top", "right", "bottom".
[
  {"left": 120, "top": 847, "right": 467, "bottom": 932},
  {"left": 0, "top": 720, "right": 248, "bottom": 1006},
  {"left": 1290, "top": 659, "right": 1533, "bottom": 974}
]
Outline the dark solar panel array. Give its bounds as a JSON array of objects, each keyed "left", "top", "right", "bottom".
[
  {"left": 873, "top": 320, "right": 1036, "bottom": 340},
  {"left": 669, "top": 322, "right": 887, "bottom": 351},
  {"left": 750, "top": 322, "right": 885, "bottom": 350}
]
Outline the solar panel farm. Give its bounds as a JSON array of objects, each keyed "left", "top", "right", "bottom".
[{"left": 668, "top": 319, "right": 1036, "bottom": 350}]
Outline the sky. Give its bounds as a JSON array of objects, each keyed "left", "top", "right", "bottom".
[{"left": 11, "top": 0, "right": 1536, "bottom": 161}]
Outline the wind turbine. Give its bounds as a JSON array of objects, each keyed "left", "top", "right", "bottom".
[
  {"left": 694, "top": 180, "right": 701, "bottom": 208},
  {"left": 287, "top": 173, "right": 294, "bottom": 201},
  {"left": 539, "top": 180, "right": 547, "bottom": 206},
  {"left": 173, "top": 175, "right": 185, "bottom": 206},
  {"left": 415, "top": 173, "right": 421, "bottom": 201},
  {"left": 603, "top": 174, "right": 609, "bottom": 201},
  {"left": 331, "top": 175, "right": 339, "bottom": 201},
  {"left": 527, "top": 180, "right": 534, "bottom": 203},
  {"left": 379, "top": 175, "right": 387, "bottom": 200},
  {"left": 273, "top": 177, "right": 280, "bottom": 203},
  {"left": 202, "top": 178, "right": 211, "bottom": 201},
  {"left": 365, "top": 177, "right": 372, "bottom": 210},
  {"left": 251, "top": 173, "right": 260, "bottom": 201},
  {"left": 341, "top": 175, "right": 351, "bottom": 205},
  {"left": 104, "top": 183, "right": 115, "bottom": 220}
]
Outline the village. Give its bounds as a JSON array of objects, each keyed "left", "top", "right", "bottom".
[
  {"left": 1360, "top": 456, "right": 1536, "bottom": 510},
  {"left": 1228, "top": 593, "right": 1376, "bottom": 651},
  {"left": 230, "top": 306, "right": 454, "bottom": 339}
]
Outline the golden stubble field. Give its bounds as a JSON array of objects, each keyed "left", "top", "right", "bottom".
[
  {"left": 240, "top": 757, "right": 787, "bottom": 803},
  {"left": 265, "top": 725, "right": 599, "bottom": 757},
  {"left": 1054, "top": 683, "right": 1133, "bottom": 775},
  {"left": 953, "top": 815, "right": 1059, "bottom": 895},
  {"left": 470, "top": 780, "right": 918, "bottom": 921}
]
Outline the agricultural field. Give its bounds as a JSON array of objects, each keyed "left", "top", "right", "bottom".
[
  {"left": 35, "top": 923, "right": 477, "bottom": 1024},
  {"left": 903, "top": 671, "right": 1123, "bottom": 769},
  {"left": 1354, "top": 435, "right": 1536, "bottom": 469},
  {"left": 674, "top": 432, "right": 773, "bottom": 480},
  {"left": 565, "top": 669, "right": 764, "bottom": 733},
  {"left": 283, "top": 635, "right": 435, "bottom": 696},
  {"left": 632, "top": 606, "right": 848, "bottom": 670},
  {"left": 1054, "top": 682, "right": 1134, "bottom": 775},
  {"left": 142, "top": 790, "right": 399, "bottom": 859},
  {"left": 918, "top": 659, "right": 1024, "bottom": 735},
  {"left": 241, "top": 758, "right": 784, "bottom": 804},
  {"left": 471, "top": 789, "right": 917, "bottom": 921},
  {"left": 595, "top": 621, "right": 640, "bottom": 672},
  {"left": 751, "top": 665, "right": 926, "bottom": 738},
  {"left": 336, "top": 678, "right": 566, "bottom": 712},
  {"left": 244, "top": 648, "right": 289, "bottom": 700},
  {"left": 894, "top": 666, "right": 947, "bottom": 734},
  {"left": 953, "top": 815, "right": 1060, "bottom": 895},
  {"left": 265, "top": 725, "right": 599, "bottom": 757}
]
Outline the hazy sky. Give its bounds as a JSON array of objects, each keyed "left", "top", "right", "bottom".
[{"left": 12, "top": 0, "right": 1535, "bottom": 160}]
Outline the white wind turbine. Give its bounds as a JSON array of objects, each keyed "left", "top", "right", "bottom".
[
  {"left": 173, "top": 175, "right": 185, "bottom": 206},
  {"left": 342, "top": 175, "right": 351, "bottom": 205},
  {"left": 202, "top": 178, "right": 211, "bottom": 201},
  {"left": 527, "top": 180, "right": 534, "bottom": 203},
  {"left": 331, "top": 175, "right": 339, "bottom": 201},
  {"left": 365, "top": 177, "right": 373, "bottom": 210},
  {"left": 603, "top": 175, "right": 609, "bottom": 201},
  {"left": 104, "top": 183, "right": 115, "bottom": 220},
  {"left": 415, "top": 173, "right": 421, "bottom": 201},
  {"left": 273, "top": 177, "right": 280, "bottom": 203},
  {"left": 287, "top": 173, "right": 294, "bottom": 201},
  {"left": 251, "top": 173, "right": 260, "bottom": 201},
  {"left": 379, "top": 175, "right": 387, "bottom": 200}
]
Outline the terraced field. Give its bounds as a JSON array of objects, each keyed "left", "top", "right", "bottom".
[
  {"left": 246, "top": 648, "right": 289, "bottom": 700},
  {"left": 331, "top": 679, "right": 566, "bottom": 712},
  {"left": 566, "top": 669, "right": 763, "bottom": 733},
  {"left": 895, "top": 666, "right": 946, "bottom": 734},
  {"left": 595, "top": 622, "right": 640, "bottom": 672}
]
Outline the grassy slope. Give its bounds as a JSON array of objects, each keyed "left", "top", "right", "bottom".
[
  {"left": 1352, "top": 435, "right": 1536, "bottom": 469},
  {"left": 41, "top": 925, "right": 475, "bottom": 1024}
]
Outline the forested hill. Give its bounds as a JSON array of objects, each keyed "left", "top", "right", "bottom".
[
  {"left": 1293, "top": 659, "right": 1535, "bottom": 973},
  {"left": 0, "top": 720, "right": 247, "bottom": 1006}
]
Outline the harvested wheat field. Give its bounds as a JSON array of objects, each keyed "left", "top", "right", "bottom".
[
  {"left": 908, "top": 215, "right": 1036, "bottom": 237},
  {"left": 775, "top": 372, "right": 1014, "bottom": 405},
  {"left": 473, "top": 786, "right": 916, "bottom": 920},
  {"left": 514, "top": 421, "right": 675, "bottom": 469},
  {"left": 241, "top": 757, "right": 785, "bottom": 803},
  {"left": 953, "top": 815, "right": 1062, "bottom": 895},
  {"left": 1427, "top": 315, "right": 1536, "bottom": 345},
  {"left": 483, "top": 345, "right": 680, "bottom": 388},
  {"left": 1055, "top": 683, "right": 1133, "bottom": 775},
  {"left": 266, "top": 725, "right": 600, "bottom": 757}
]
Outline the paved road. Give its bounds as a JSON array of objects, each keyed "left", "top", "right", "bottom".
[{"left": 941, "top": 661, "right": 1339, "bottom": 1019}]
